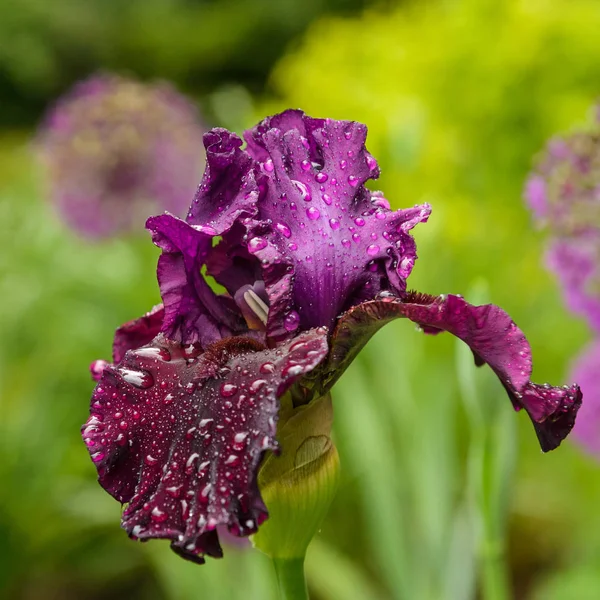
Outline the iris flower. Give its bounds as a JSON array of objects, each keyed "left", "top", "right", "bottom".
[
  {"left": 38, "top": 74, "right": 205, "bottom": 238},
  {"left": 84, "top": 110, "right": 581, "bottom": 564}
]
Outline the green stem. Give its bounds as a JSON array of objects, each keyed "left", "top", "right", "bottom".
[
  {"left": 480, "top": 541, "right": 511, "bottom": 600},
  {"left": 272, "top": 557, "right": 309, "bottom": 600}
]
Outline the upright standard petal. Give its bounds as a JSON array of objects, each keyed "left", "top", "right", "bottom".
[
  {"left": 82, "top": 328, "right": 329, "bottom": 563},
  {"left": 184, "top": 110, "right": 430, "bottom": 343},
  {"left": 187, "top": 129, "right": 260, "bottom": 234},
  {"left": 243, "top": 111, "right": 431, "bottom": 341},
  {"left": 325, "top": 293, "right": 581, "bottom": 451}
]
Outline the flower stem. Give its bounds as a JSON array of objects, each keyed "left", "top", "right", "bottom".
[{"left": 272, "top": 557, "right": 309, "bottom": 600}]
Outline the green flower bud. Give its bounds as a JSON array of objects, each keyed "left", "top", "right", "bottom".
[{"left": 252, "top": 393, "right": 340, "bottom": 560}]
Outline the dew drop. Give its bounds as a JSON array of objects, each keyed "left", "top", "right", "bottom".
[
  {"left": 145, "top": 454, "right": 159, "bottom": 466},
  {"left": 341, "top": 238, "right": 351, "bottom": 248},
  {"left": 250, "top": 379, "right": 267, "bottom": 394},
  {"left": 366, "top": 154, "right": 378, "bottom": 171},
  {"left": 352, "top": 233, "right": 361, "bottom": 243},
  {"left": 259, "top": 362, "right": 275, "bottom": 374},
  {"left": 354, "top": 217, "right": 365, "bottom": 227},
  {"left": 348, "top": 175, "right": 360, "bottom": 187},
  {"left": 151, "top": 507, "right": 168, "bottom": 522},
  {"left": 322, "top": 193, "right": 332, "bottom": 205},
  {"left": 329, "top": 218, "right": 340, "bottom": 230},
  {"left": 118, "top": 368, "right": 154, "bottom": 389},
  {"left": 263, "top": 159, "right": 274, "bottom": 172},
  {"left": 276, "top": 222, "right": 291, "bottom": 238},
  {"left": 248, "top": 237, "right": 267, "bottom": 253},
  {"left": 292, "top": 180, "right": 312, "bottom": 201},
  {"left": 367, "top": 244, "right": 380, "bottom": 256},
  {"left": 284, "top": 311, "right": 300, "bottom": 332},
  {"left": 306, "top": 206, "right": 320, "bottom": 220},
  {"left": 220, "top": 383, "right": 238, "bottom": 398},
  {"left": 315, "top": 172, "right": 328, "bottom": 183},
  {"left": 301, "top": 159, "right": 311, "bottom": 171}
]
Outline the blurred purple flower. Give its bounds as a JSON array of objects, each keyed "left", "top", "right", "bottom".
[
  {"left": 525, "top": 105, "right": 600, "bottom": 331},
  {"left": 84, "top": 110, "right": 581, "bottom": 564},
  {"left": 569, "top": 340, "right": 600, "bottom": 456},
  {"left": 38, "top": 74, "right": 206, "bottom": 238}
]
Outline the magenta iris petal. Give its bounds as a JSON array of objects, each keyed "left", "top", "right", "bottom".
[
  {"left": 243, "top": 111, "right": 431, "bottom": 341},
  {"left": 147, "top": 214, "right": 247, "bottom": 346},
  {"left": 82, "top": 328, "right": 329, "bottom": 563},
  {"left": 329, "top": 293, "right": 581, "bottom": 451},
  {"left": 187, "top": 129, "right": 259, "bottom": 234}
]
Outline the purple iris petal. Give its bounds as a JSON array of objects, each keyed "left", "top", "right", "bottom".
[
  {"left": 187, "top": 129, "right": 260, "bottom": 234},
  {"left": 147, "top": 214, "right": 247, "bottom": 346},
  {"left": 328, "top": 293, "right": 581, "bottom": 451},
  {"left": 82, "top": 328, "right": 329, "bottom": 563},
  {"left": 569, "top": 340, "right": 600, "bottom": 456},
  {"left": 184, "top": 109, "right": 430, "bottom": 342}
]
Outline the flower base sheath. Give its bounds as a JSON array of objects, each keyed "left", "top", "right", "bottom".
[{"left": 84, "top": 110, "right": 582, "bottom": 564}]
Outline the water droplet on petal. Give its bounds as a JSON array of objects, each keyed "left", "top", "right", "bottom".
[
  {"left": 276, "top": 223, "right": 291, "bottom": 238},
  {"left": 329, "top": 218, "right": 340, "bottom": 230},
  {"left": 366, "top": 154, "right": 378, "bottom": 171},
  {"left": 220, "top": 383, "right": 238, "bottom": 397},
  {"left": 354, "top": 217, "right": 365, "bottom": 227},
  {"left": 284, "top": 311, "right": 300, "bottom": 332},
  {"left": 248, "top": 237, "right": 268, "bottom": 253},
  {"left": 367, "top": 244, "right": 380, "bottom": 256},
  {"left": 292, "top": 180, "right": 312, "bottom": 202},
  {"left": 322, "top": 193, "right": 332, "bottom": 205},
  {"left": 301, "top": 159, "right": 311, "bottom": 171},
  {"left": 259, "top": 362, "right": 275, "bottom": 374},
  {"left": 263, "top": 159, "right": 274, "bottom": 172},
  {"left": 348, "top": 175, "right": 360, "bottom": 187},
  {"left": 118, "top": 368, "right": 154, "bottom": 389},
  {"left": 315, "top": 172, "right": 328, "bottom": 183},
  {"left": 306, "top": 207, "right": 320, "bottom": 220},
  {"left": 341, "top": 238, "right": 351, "bottom": 248}
]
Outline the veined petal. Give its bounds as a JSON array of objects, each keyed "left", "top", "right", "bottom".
[
  {"left": 82, "top": 328, "right": 329, "bottom": 563},
  {"left": 147, "top": 213, "right": 247, "bottom": 346},
  {"left": 183, "top": 110, "right": 430, "bottom": 344},
  {"left": 326, "top": 293, "right": 581, "bottom": 451},
  {"left": 186, "top": 129, "right": 260, "bottom": 234},
  {"left": 243, "top": 110, "right": 430, "bottom": 341}
]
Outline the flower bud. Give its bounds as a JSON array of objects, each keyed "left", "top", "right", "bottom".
[{"left": 252, "top": 393, "right": 340, "bottom": 560}]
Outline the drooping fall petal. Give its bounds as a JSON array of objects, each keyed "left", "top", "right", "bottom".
[
  {"left": 326, "top": 293, "right": 581, "bottom": 451},
  {"left": 82, "top": 328, "right": 329, "bottom": 563}
]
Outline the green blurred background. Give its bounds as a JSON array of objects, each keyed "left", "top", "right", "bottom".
[{"left": 2, "top": 0, "right": 600, "bottom": 598}]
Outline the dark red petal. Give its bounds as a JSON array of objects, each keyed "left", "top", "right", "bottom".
[
  {"left": 112, "top": 304, "right": 165, "bottom": 364},
  {"left": 82, "top": 328, "right": 329, "bottom": 563},
  {"left": 328, "top": 293, "right": 581, "bottom": 451}
]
